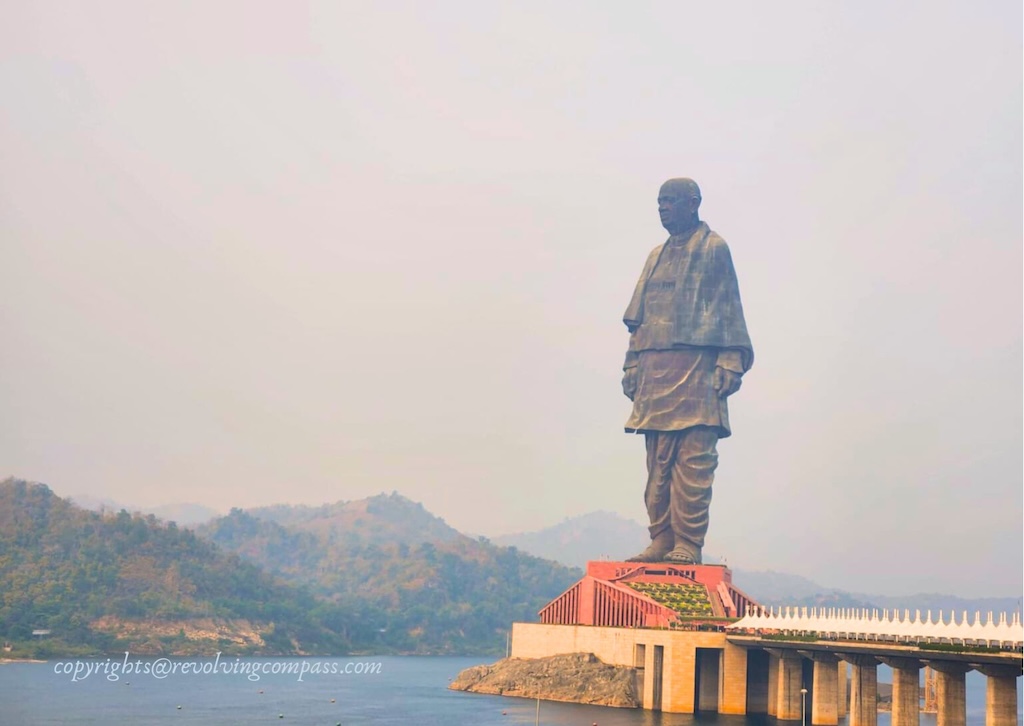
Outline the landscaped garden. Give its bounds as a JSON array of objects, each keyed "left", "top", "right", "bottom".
[{"left": 627, "top": 582, "right": 715, "bottom": 617}]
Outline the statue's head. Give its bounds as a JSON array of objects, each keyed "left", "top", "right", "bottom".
[{"left": 658, "top": 178, "right": 702, "bottom": 234}]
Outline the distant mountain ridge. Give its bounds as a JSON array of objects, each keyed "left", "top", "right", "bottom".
[
  {"left": 245, "top": 492, "right": 463, "bottom": 545},
  {"left": 494, "top": 510, "right": 649, "bottom": 566}
]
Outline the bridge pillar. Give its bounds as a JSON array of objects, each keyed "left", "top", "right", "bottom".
[
  {"left": 798, "top": 651, "right": 840, "bottom": 725},
  {"left": 662, "top": 641, "right": 699, "bottom": 714},
  {"left": 879, "top": 657, "right": 923, "bottom": 726},
  {"left": 976, "top": 665, "right": 1021, "bottom": 726},
  {"left": 838, "top": 660, "right": 848, "bottom": 718},
  {"left": 813, "top": 656, "right": 839, "bottom": 725},
  {"left": 925, "top": 660, "right": 971, "bottom": 726},
  {"left": 717, "top": 643, "right": 748, "bottom": 715},
  {"left": 766, "top": 648, "right": 804, "bottom": 720},
  {"left": 767, "top": 650, "right": 778, "bottom": 716},
  {"left": 842, "top": 654, "right": 879, "bottom": 726}
]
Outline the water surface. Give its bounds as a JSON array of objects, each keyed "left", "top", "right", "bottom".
[{"left": 0, "top": 656, "right": 1010, "bottom": 724}]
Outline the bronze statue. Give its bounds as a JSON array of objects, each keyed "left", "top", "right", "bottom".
[{"left": 622, "top": 178, "right": 753, "bottom": 565}]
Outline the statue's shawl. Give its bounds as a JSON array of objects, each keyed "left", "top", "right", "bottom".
[{"left": 623, "top": 223, "right": 754, "bottom": 370}]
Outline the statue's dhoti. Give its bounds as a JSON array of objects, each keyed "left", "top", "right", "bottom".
[{"left": 643, "top": 426, "right": 718, "bottom": 559}]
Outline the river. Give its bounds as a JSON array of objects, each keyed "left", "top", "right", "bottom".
[{"left": 0, "top": 656, "right": 1014, "bottom": 724}]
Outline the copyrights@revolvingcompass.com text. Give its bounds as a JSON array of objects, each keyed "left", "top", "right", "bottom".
[{"left": 53, "top": 652, "right": 384, "bottom": 682}]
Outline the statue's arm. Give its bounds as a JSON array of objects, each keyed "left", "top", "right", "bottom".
[
  {"left": 713, "top": 349, "right": 744, "bottom": 397},
  {"left": 621, "top": 347, "right": 639, "bottom": 400},
  {"left": 715, "top": 349, "right": 745, "bottom": 373}
]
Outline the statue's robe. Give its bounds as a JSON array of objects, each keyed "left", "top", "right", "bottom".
[{"left": 623, "top": 222, "right": 753, "bottom": 436}]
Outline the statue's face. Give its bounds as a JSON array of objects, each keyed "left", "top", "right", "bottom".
[{"left": 657, "top": 184, "right": 699, "bottom": 232}]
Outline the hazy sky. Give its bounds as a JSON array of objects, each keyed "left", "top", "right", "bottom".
[{"left": 2, "top": 2, "right": 1021, "bottom": 598}]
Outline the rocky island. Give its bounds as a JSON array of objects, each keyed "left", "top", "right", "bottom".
[{"left": 449, "top": 653, "right": 639, "bottom": 708}]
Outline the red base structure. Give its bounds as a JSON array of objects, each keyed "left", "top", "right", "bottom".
[{"left": 538, "top": 561, "right": 760, "bottom": 629}]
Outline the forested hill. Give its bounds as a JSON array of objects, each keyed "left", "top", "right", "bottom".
[
  {"left": 0, "top": 479, "right": 580, "bottom": 658},
  {"left": 0, "top": 478, "right": 348, "bottom": 657},
  {"left": 198, "top": 494, "right": 582, "bottom": 655}
]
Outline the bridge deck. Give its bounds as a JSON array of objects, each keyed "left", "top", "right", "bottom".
[{"left": 727, "top": 634, "right": 1023, "bottom": 670}]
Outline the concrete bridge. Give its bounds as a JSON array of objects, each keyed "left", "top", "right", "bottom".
[
  {"left": 727, "top": 606, "right": 1022, "bottom": 725},
  {"left": 726, "top": 634, "right": 1021, "bottom": 726},
  {"left": 510, "top": 619, "right": 1021, "bottom": 724}
]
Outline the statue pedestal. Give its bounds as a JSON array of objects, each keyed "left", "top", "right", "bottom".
[
  {"left": 586, "top": 560, "right": 734, "bottom": 591},
  {"left": 538, "top": 560, "right": 760, "bottom": 627}
]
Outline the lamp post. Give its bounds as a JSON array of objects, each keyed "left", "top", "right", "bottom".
[{"left": 800, "top": 687, "right": 808, "bottom": 726}]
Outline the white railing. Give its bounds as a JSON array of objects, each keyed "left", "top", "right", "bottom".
[{"left": 727, "top": 607, "right": 1024, "bottom": 649}]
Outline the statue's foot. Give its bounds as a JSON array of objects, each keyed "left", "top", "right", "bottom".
[
  {"left": 626, "top": 530, "right": 674, "bottom": 563},
  {"left": 625, "top": 543, "right": 672, "bottom": 563},
  {"left": 663, "top": 546, "right": 702, "bottom": 565},
  {"left": 625, "top": 532, "right": 675, "bottom": 562}
]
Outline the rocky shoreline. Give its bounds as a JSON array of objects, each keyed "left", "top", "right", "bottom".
[{"left": 449, "top": 653, "right": 639, "bottom": 708}]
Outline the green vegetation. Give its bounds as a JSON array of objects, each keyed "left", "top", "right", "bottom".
[
  {"left": 917, "top": 642, "right": 1005, "bottom": 654},
  {"left": 0, "top": 478, "right": 348, "bottom": 658},
  {"left": 746, "top": 634, "right": 1013, "bottom": 653},
  {"left": 0, "top": 479, "right": 580, "bottom": 658},
  {"left": 627, "top": 582, "right": 714, "bottom": 617},
  {"left": 760, "top": 633, "right": 820, "bottom": 642}
]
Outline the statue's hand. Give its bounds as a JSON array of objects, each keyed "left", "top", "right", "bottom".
[
  {"left": 622, "top": 367, "right": 638, "bottom": 401},
  {"left": 713, "top": 366, "right": 742, "bottom": 397}
]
